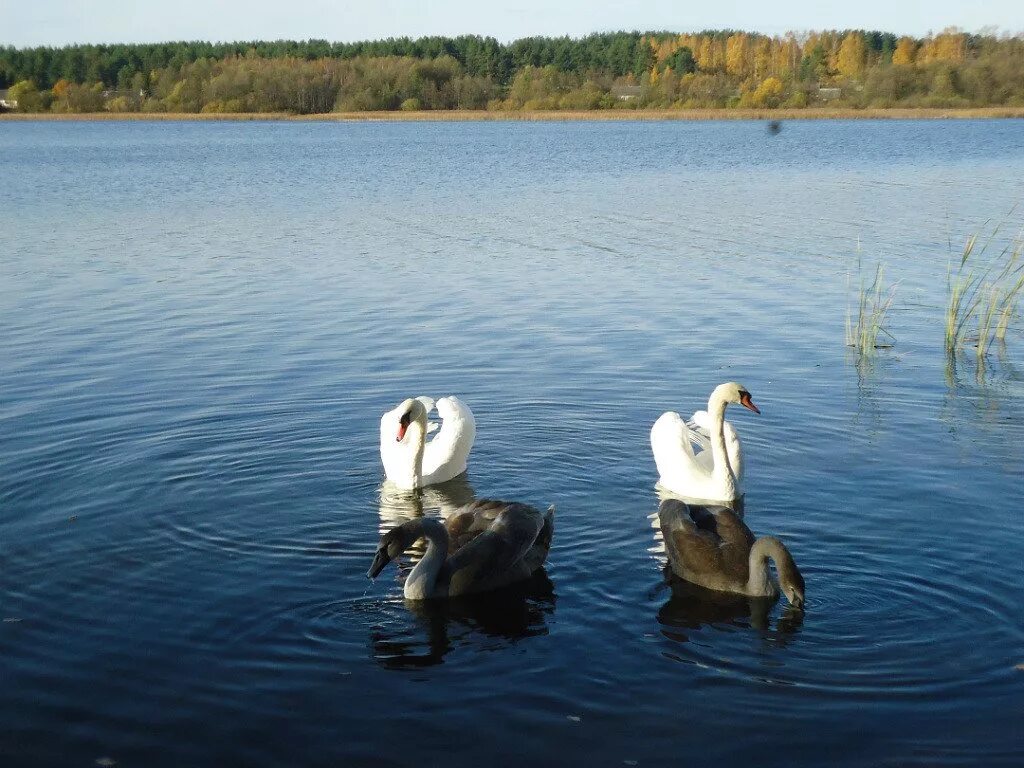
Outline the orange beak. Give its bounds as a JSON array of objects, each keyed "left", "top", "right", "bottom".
[
  {"left": 740, "top": 393, "right": 760, "bottom": 414},
  {"left": 396, "top": 411, "right": 411, "bottom": 442}
]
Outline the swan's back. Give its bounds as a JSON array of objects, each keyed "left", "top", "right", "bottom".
[{"left": 445, "top": 499, "right": 553, "bottom": 596}]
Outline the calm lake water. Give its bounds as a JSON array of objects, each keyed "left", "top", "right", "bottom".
[{"left": 2, "top": 119, "right": 1023, "bottom": 767}]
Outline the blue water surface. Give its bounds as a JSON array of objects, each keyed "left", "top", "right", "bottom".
[{"left": 1, "top": 118, "right": 1023, "bottom": 767}]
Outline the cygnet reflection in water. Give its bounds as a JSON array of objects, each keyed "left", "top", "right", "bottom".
[
  {"left": 370, "top": 570, "right": 556, "bottom": 670},
  {"left": 657, "top": 573, "right": 805, "bottom": 640}
]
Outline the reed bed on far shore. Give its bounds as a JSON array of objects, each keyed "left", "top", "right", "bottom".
[{"left": 4, "top": 107, "right": 1024, "bottom": 122}]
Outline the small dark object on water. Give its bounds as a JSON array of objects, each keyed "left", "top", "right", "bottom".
[{"left": 767, "top": 120, "right": 782, "bottom": 135}]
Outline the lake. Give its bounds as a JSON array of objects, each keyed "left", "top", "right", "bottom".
[{"left": 1, "top": 118, "right": 1023, "bottom": 767}]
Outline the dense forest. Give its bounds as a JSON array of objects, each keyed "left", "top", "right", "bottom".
[{"left": 2, "top": 29, "right": 1023, "bottom": 113}]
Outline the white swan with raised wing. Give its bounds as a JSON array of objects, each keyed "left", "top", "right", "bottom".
[
  {"left": 650, "top": 382, "right": 760, "bottom": 503},
  {"left": 380, "top": 396, "right": 476, "bottom": 490}
]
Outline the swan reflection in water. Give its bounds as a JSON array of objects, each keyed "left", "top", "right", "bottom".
[
  {"left": 377, "top": 474, "right": 477, "bottom": 535},
  {"left": 370, "top": 475, "right": 556, "bottom": 669}
]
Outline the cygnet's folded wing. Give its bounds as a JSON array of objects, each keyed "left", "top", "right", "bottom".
[
  {"left": 658, "top": 499, "right": 726, "bottom": 581},
  {"left": 445, "top": 500, "right": 548, "bottom": 594}
]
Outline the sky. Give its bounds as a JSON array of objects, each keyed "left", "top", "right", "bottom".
[{"left": 3, "top": 0, "right": 1023, "bottom": 47}]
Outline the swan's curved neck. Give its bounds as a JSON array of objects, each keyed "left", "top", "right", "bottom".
[
  {"left": 746, "top": 537, "right": 790, "bottom": 598},
  {"left": 706, "top": 392, "right": 737, "bottom": 491},
  {"left": 404, "top": 518, "right": 449, "bottom": 599},
  {"left": 394, "top": 421, "right": 427, "bottom": 489}
]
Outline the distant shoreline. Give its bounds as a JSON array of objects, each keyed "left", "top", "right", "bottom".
[{"left": 4, "top": 107, "right": 1024, "bottom": 122}]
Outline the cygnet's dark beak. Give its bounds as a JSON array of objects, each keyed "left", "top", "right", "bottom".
[{"left": 367, "top": 547, "right": 390, "bottom": 579}]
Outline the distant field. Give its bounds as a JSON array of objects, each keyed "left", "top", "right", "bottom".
[{"left": 4, "top": 107, "right": 1024, "bottom": 122}]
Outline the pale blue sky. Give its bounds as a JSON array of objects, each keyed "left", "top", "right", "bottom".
[{"left": 4, "top": 0, "right": 1022, "bottom": 47}]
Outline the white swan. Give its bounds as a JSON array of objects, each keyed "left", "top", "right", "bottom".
[
  {"left": 650, "top": 382, "right": 760, "bottom": 503},
  {"left": 380, "top": 396, "right": 476, "bottom": 490},
  {"left": 368, "top": 499, "right": 555, "bottom": 599}
]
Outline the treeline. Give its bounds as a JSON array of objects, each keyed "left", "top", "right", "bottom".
[
  {"left": 2, "top": 29, "right": 1023, "bottom": 114},
  {"left": 0, "top": 34, "right": 653, "bottom": 89}
]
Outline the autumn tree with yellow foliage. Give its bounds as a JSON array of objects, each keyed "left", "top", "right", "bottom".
[
  {"left": 892, "top": 38, "right": 917, "bottom": 66},
  {"left": 740, "top": 76, "right": 785, "bottom": 108},
  {"left": 918, "top": 28, "right": 968, "bottom": 63},
  {"left": 835, "top": 32, "right": 867, "bottom": 78}
]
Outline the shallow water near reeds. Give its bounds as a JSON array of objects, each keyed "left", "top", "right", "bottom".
[{"left": 2, "top": 119, "right": 1023, "bottom": 767}]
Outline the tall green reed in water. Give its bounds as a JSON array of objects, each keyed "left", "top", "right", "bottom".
[
  {"left": 846, "top": 258, "right": 897, "bottom": 359},
  {"left": 945, "top": 222, "right": 1024, "bottom": 364}
]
